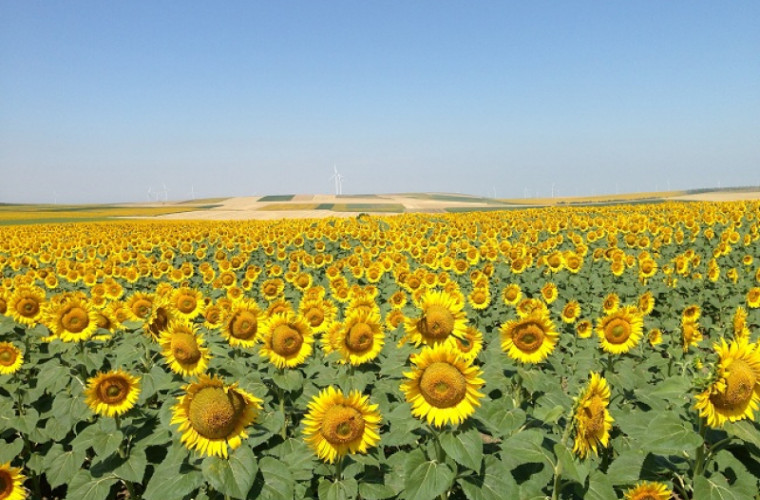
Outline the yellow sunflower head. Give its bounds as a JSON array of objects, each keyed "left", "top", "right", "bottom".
[
  {"left": 170, "top": 287, "right": 205, "bottom": 320},
  {"left": 467, "top": 287, "right": 491, "bottom": 310},
  {"left": 259, "top": 312, "right": 314, "bottom": 369},
  {"left": 298, "top": 297, "right": 336, "bottom": 333},
  {"left": 401, "top": 343, "right": 484, "bottom": 428},
  {"left": 648, "top": 329, "right": 663, "bottom": 347},
  {"left": 302, "top": 386, "right": 381, "bottom": 463},
  {"left": 222, "top": 299, "right": 262, "bottom": 348},
  {"left": 681, "top": 320, "right": 703, "bottom": 352},
  {"left": 576, "top": 320, "right": 593, "bottom": 339},
  {"left": 502, "top": 284, "right": 522, "bottom": 306},
  {"left": 404, "top": 290, "right": 468, "bottom": 347},
  {"left": 682, "top": 304, "right": 702, "bottom": 323},
  {"left": 0, "top": 462, "right": 27, "bottom": 500},
  {"left": 45, "top": 296, "right": 99, "bottom": 342},
  {"left": 335, "top": 309, "right": 385, "bottom": 366},
  {"left": 540, "top": 283, "right": 558, "bottom": 304},
  {"left": 499, "top": 313, "right": 559, "bottom": 364},
  {"left": 561, "top": 301, "right": 581, "bottom": 324},
  {"left": 8, "top": 285, "right": 46, "bottom": 326},
  {"left": 158, "top": 320, "right": 210, "bottom": 377},
  {"left": 601, "top": 293, "right": 620, "bottom": 314},
  {"left": 637, "top": 291, "right": 655, "bottom": 316},
  {"left": 596, "top": 306, "right": 644, "bottom": 355},
  {"left": 572, "top": 372, "right": 614, "bottom": 459},
  {"left": 0, "top": 342, "right": 24, "bottom": 376},
  {"left": 84, "top": 369, "right": 141, "bottom": 418},
  {"left": 125, "top": 291, "right": 155, "bottom": 321},
  {"left": 623, "top": 481, "right": 672, "bottom": 500},
  {"left": 747, "top": 287, "right": 760, "bottom": 308},
  {"left": 449, "top": 326, "right": 483, "bottom": 362},
  {"left": 695, "top": 338, "right": 760, "bottom": 428},
  {"left": 171, "top": 374, "right": 262, "bottom": 458}
]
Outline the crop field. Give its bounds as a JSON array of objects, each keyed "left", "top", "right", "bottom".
[{"left": 0, "top": 200, "right": 759, "bottom": 500}]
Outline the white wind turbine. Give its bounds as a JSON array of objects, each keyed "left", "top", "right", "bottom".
[
  {"left": 189, "top": 185, "right": 196, "bottom": 200},
  {"left": 147, "top": 186, "right": 155, "bottom": 201},
  {"left": 162, "top": 183, "right": 168, "bottom": 202},
  {"left": 329, "top": 165, "right": 344, "bottom": 195}
]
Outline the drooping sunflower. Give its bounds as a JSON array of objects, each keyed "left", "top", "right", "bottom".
[
  {"left": 695, "top": 338, "right": 760, "bottom": 428},
  {"left": 401, "top": 343, "right": 484, "bottom": 428},
  {"left": 84, "top": 370, "right": 141, "bottom": 418},
  {"left": 572, "top": 372, "right": 614, "bottom": 459},
  {"left": 404, "top": 290, "right": 468, "bottom": 347},
  {"left": 221, "top": 299, "right": 262, "bottom": 348},
  {"left": 623, "top": 481, "right": 672, "bottom": 500},
  {"left": 169, "top": 287, "right": 205, "bottom": 321},
  {"left": 302, "top": 386, "right": 381, "bottom": 463},
  {"left": 637, "top": 291, "right": 655, "bottom": 316},
  {"left": 259, "top": 312, "right": 314, "bottom": 369},
  {"left": 334, "top": 309, "right": 384, "bottom": 365},
  {"left": 500, "top": 313, "right": 559, "bottom": 364},
  {"left": 596, "top": 306, "right": 644, "bottom": 355},
  {"left": 171, "top": 374, "right": 262, "bottom": 458},
  {"left": 7, "top": 286, "right": 46, "bottom": 326},
  {"left": 45, "top": 296, "right": 99, "bottom": 342},
  {"left": 145, "top": 296, "right": 173, "bottom": 340},
  {"left": 0, "top": 342, "right": 23, "bottom": 375},
  {"left": 0, "top": 462, "right": 27, "bottom": 500},
  {"left": 158, "top": 321, "right": 210, "bottom": 377},
  {"left": 682, "top": 319, "right": 703, "bottom": 352}
]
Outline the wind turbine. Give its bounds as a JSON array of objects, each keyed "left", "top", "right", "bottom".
[
  {"left": 162, "top": 183, "right": 168, "bottom": 202},
  {"left": 147, "top": 186, "right": 155, "bottom": 201},
  {"left": 330, "top": 165, "right": 344, "bottom": 195},
  {"left": 189, "top": 185, "right": 196, "bottom": 200}
]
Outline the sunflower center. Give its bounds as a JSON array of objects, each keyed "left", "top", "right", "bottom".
[
  {"left": 472, "top": 291, "right": 487, "bottom": 304},
  {"left": 230, "top": 311, "right": 258, "bottom": 340},
  {"left": 320, "top": 404, "right": 365, "bottom": 445},
  {"left": 0, "top": 470, "right": 11, "bottom": 496},
  {"left": 581, "top": 396, "right": 606, "bottom": 435},
  {"left": 188, "top": 387, "right": 246, "bottom": 439},
  {"left": 271, "top": 324, "right": 303, "bottom": 356},
  {"left": 178, "top": 296, "right": 197, "bottom": 314},
  {"left": 97, "top": 377, "right": 129, "bottom": 404},
  {"left": 95, "top": 313, "right": 111, "bottom": 330},
  {"left": 711, "top": 359, "right": 757, "bottom": 409},
  {"left": 62, "top": 307, "right": 89, "bottom": 333},
  {"left": 346, "top": 323, "right": 373, "bottom": 353},
  {"left": 133, "top": 299, "right": 152, "bottom": 319},
  {"left": 419, "top": 305, "right": 455, "bottom": 340},
  {"left": 171, "top": 332, "right": 202, "bottom": 364},
  {"left": 0, "top": 299, "right": 6, "bottom": 315},
  {"left": 419, "top": 362, "right": 467, "bottom": 408},
  {"left": 264, "top": 283, "right": 279, "bottom": 296},
  {"left": 604, "top": 319, "right": 631, "bottom": 344},
  {"left": 0, "top": 348, "right": 17, "bottom": 365},
  {"left": 18, "top": 298, "right": 39, "bottom": 317},
  {"left": 305, "top": 307, "right": 325, "bottom": 327},
  {"left": 512, "top": 323, "right": 545, "bottom": 353},
  {"left": 149, "top": 307, "right": 170, "bottom": 336},
  {"left": 456, "top": 336, "right": 474, "bottom": 353}
]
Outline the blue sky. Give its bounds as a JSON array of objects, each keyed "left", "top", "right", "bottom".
[{"left": 1, "top": 1, "right": 758, "bottom": 203}]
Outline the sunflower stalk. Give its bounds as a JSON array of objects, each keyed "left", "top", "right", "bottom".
[
  {"left": 551, "top": 409, "right": 576, "bottom": 500},
  {"left": 427, "top": 425, "right": 449, "bottom": 500},
  {"left": 692, "top": 416, "right": 708, "bottom": 479},
  {"left": 278, "top": 384, "right": 288, "bottom": 439}
]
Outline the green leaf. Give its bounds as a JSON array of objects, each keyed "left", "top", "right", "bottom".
[
  {"left": 639, "top": 413, "right": 703, "bottom": 456},
  {"left": 500, "top": 429, "right": 554, "bottom": 468},
  {"left": 272, "top": 369, "right": 303, "bottom": 392},
  {"left": 458, "top": 455, "right": 519, "bottom": 500},
  {"left": 114, "top": 447, "right": 148, "bottom": 483},
  {"left": 43, "top": 444, "right": 87, "bottom": 489},
  {"left": 403, "top": 449, "right": 456, "bottom": 500},
  {"left": 554, "top": 443, "right": 589, "bottom": 485},
  {"left": 142, "top": 455, "right": 203, "bottom": 500},
  {"left": 318, "top": 478, "right": 359, "bottom": 500},
  {"left": 725, "top": 420, "right": 760, "bottom": 450},
  {"left": 693, "top": 474, "right": 743, "bottom": 500},
  {"left": 51, "top": 393, "right": 89, "bottom": 429},
  {"left": 257, "top": 456, "right": 295, "bottom": 500},
  {"left": 585, "top": 470, "right": 617, "bottom": 500},
  {"left": 605, "top": 450, "right": 646, "bottom": 485},
  {"left": 476, "top": 404, "right": 525, "bottom": 438},
  {"left": 35, "top": 362, "right": 71, "bottom": 394},
  {"left": 67, "top": 470, "right": 118, "bottom": 500},
  {"left": 273, "top": 438, "right": 314, "bottom": 481},
  {"left": 358, "top": 481, "right": 396, "bottom": 500},
  {"left": 201, "top": 445, "right": 258, "bottom": 500},
  {"left": 439, "top": 425, "right": 483, "bottom": 471},
  {"left": 0, "top": 438, "right": 24, "bottom": 463}
]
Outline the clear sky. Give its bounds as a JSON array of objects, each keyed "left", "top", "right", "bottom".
[{"left": 1, "top": 1, "right": 759, "bottom": 204}]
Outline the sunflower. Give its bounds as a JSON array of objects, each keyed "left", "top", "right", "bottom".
[
  {"left": 302, "top": 386, "right": 381, "bottom": 463},
  {"left": 45, "top": 296, "right": 99, "bottom": 342},
  {"left": 596, "top": 306, "right": 644, "bottom": 355},
  {"left": 682, "top": 304, "right": 701, "bottom": 323},
  {"left": 467, "top": 287, "right": 491, "bottom": 310},
  {"left": 601, "top": 293, "right": 620, "bottom": 314},
  {"left": 0, "top": 462, "right": 27, "bottom": 500},
  {"left": 7, "top": 286, "right": 45, "bottom": 326},
  {"left": 572, "top": 372, "right": 613, "bottom": 459},
  {"left": 171, "top": 374, "right": 262, "bottom": 458},
  {"left": 334, "top": 309, "right": 384, "bottom": 366},
  {"left": 561, "top": 301, "right": 581, "bottom": 324},
  {"left": 221, "top": 299, "right": 262, "bottom": 348},
  {"left": 0, "top": 342, "right": 23, "bottom": 375},
  {"left": 516, "top": 298, "right": 548, "bottom": 319},
  {"left": 540, "top": 283, "right": 558, "bottom": 304},
  {"left": 265, "top": 298, "right": 294, "bottom": 318},
  {"left": 502, "top": 284, "right": 522, "bottom": 306},
  {"left": 623, "top": 481, "right": 672, "bottom": 500},
  {"left": 385, "top": 309, "right": 406, "bottom": 332},
  {"left": 84, "top": 370, "right": 141, "bottom": 418},
  {"left": 747, "top": 287, "right": 760, "bottom": 309},
  {"left": 682, "top": 320, "right": 703, "bottom": 352},
  {"left": 259, "top": 312, "right": 314, "bottom": 369},
  {"left": 404, "top": 290, "right": 468, "bottom": 347},
  {"left": 576, "top": 320, "right": 593, "bottom": 339},
  {"left": 170, "top": 287, "right": 205, "bottom": 321},
  {"left": 125, "top": 291, "right": 155, "bottom": 321},
  {"left": 298, "top": 297, "right": 337, "bottom": 334},
  {"left": 401, "top": 343, "right": 484, "bottom": 428},
  {"left": 261, "top": 278, "right": 285, "bottom": 301},
  {"left": 648, "top": 329, "right": 663, "bottom": 347},
  {"left": 695, "top": 338, "right": 760, "bottom": 428},
  {"left": 637, "top": 291, "right": 655, "bottom": 316},
  {"left": 145, "top": 296, "right": 173, "bottom": 340},
  {"left": 500, "top": 313, "right": 559, "bottom": 364},
  {"left": 733, "top": 306, "right": 750, "bottom": 340},
  {"left": 159, "top": 321, "right": 210, "bottom": 377},
  {"left": 450, "top": 326, "right": 483, "bottom": 362}
]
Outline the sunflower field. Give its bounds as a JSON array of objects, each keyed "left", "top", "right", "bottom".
[{"left": 1, "top": 201, "right": 760, "bottom": 500}]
